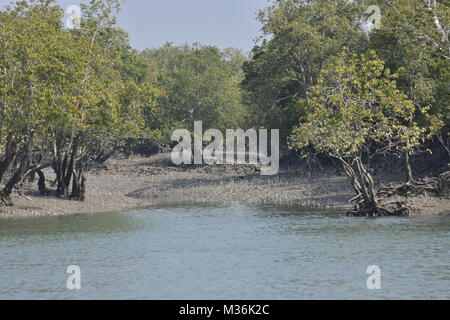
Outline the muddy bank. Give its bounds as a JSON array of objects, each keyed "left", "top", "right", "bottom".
[{"left": 0, "top": 154, "right": 448, "bottom": 218}]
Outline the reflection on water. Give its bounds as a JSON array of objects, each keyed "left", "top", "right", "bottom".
[{"left": 0, "top": 205, "right": 449, "bottom": 299}]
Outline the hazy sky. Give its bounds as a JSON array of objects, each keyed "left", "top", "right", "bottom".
[{"left": 0, "top": 0, "right": 269, "bottom": 52}]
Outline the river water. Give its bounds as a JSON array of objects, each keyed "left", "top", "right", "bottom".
[{"left": 0, "top": 205, "right": 449, "bottom": 300}]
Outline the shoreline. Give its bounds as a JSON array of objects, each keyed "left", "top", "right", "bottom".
[{"left": 0, "top": 154, "right": 449, "bottom": 219}]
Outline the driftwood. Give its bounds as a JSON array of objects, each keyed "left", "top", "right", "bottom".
[{"left": 347, "top": 171, "right": 450, "bottom": 217}]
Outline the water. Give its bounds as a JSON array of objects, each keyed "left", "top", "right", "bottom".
[{"left": 0, "top": 205, "right": 449, "bottom": 300}]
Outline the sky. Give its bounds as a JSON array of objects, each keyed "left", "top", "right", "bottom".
[{"left": 0, "top": 0, "right": 269, "bottom": 52}]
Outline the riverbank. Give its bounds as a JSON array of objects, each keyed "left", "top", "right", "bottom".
[{"left": 0, "top": 154, "right": 449, "bottom": 218}]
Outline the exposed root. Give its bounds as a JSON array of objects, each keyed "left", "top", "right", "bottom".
[
  {"left": 346, "top": 194, "right": 410, "bottom": 217},
  {"left": 377, "top": 171, "right": 450, "bottom": 198},
  {"left": 0, "top": 194, "right": 12, "bottom": 208},
  {"left": 347, "top": 171, "right": 450, "bottom": 217}
]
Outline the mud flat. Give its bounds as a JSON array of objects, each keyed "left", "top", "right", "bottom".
[{"left": 0, "top": 154, "right": 448, "bottom": 218}]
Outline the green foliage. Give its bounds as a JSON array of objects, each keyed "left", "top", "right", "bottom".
[
  {"left": 0, "top": 0, "right": 158, "bottom": 143},
  {"left": 0, "top": 0, "right": 68, "bottom": 136},
  {"left": 243, "top": 0, "right": 449, "bottom": 155},
  {"left": 242, "top": 0, "right": 369, "bottom": 140},
  {"left": 1, "top": 0, "right": 448, "bottom": 203},
  {"left": 0, "top": 0, "right": 162, "bottom": 200},
  {"left": 369, "top": 0, "right": 449, "bottom": 138},
  {"left": 144, "top": 43, "right": 248, "bottom": 144},
  {"left": 290, "top": 51, "right": 424, "bottom": 158}
]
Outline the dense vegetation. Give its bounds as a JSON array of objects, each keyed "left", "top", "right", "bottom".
[
  {"left": 0, "top": 0, "right": 160, "bottom": 204},
  {"left": 245, "top": 0, "right": 449, "bottom": 215},
  {"left": 0, "top": 0, "right": 449, "bottom": 216}
]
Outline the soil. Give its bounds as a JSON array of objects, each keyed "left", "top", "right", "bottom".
[{"left": 0, "top": 154, "right": 449, "bottom": 219}]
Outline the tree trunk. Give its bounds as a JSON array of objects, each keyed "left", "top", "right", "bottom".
[
  {"left": 55, "top": 153, "right": 68, "bottom": 198},
  {"left": 63, "top": 135, "right": 80, "bottom": 194},
  {"left": 338, "top": 156, "right": 380, "bottom": 217},
  {"left": 0, "top": 133, "right": 34, "bottom": 206},
  {"left": 17, "top": 163, "right": 51, "bottom": 196},
  {"left": 71, "top": 167, "right": 86, "bottom": 201},
  {"left": 54, "top": 135, "right": 71, "bottom": 198},
  {"left": 36, "top": 168, "right": 48, "bottom": 196},
  {"left": 426, "top": 0, "right": 449, "bottom": 42},
  {"left": 404, "top": 151, "right": 414, "bottom": 182},
  {"left": 355, "top": 157, "right": 380, "bottom": 216},
  {"left": 0, "top": 135, "right": 18, "bottom": 184}
]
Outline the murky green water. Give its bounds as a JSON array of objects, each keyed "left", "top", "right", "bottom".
[{"left": 0, "top": 205, "right": 449, "bottom": 299}]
